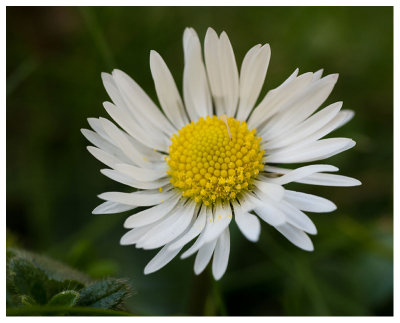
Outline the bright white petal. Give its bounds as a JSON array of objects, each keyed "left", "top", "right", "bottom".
[
  {"left": 137, "top": 201, "right": 197, "bottom": 249},
  {"left": 204, "top": 28, "right": 239, "bottom": 117},
  {"left": 247, "top": 70, "right": 313, "bottom": 129},
  {"left": 212, "top": 227, "right": 230, "bottom": 280},
  {"left": 253, "top": 180, "right": 284, "bottom": 201},
  {"left": 150, "top": 50, "right": 189, "bottom": 129},
  {"left": 183, "top": 28, "right": 212, "bottom": 121},
  {"left": 124, "top": 194, "right": 181, "bottom": 228},
  {"left": 233, "top": 201, "right": 261, "bottom": 242},
  {"left": 236, "top": 43, "right": 271, "bottom": 121},
  {"left": 194, "top": 239, "right": 217, "bottom": 275},
  {"left": 114, "top": 163, "right": 167, "bottom": 182},
  {"left": 168, "top": 205, "right": 207, "bottom": 251},
  {"left": 81, "top": 129, "right": 130, "bottom": 164},
  {"left": 275, "top": 223, "right": 314, "bottom": 251},
  {"left": 265, "top": 102, "right": 342, "bottom": 150},
  {"left": 265, "top": 164, "right": 338, "bottom": 185},
  {"left": 267, "top": 138, "right": 355, "bottom": 164},
  {"left": 120, "top": 224, "right": 154, "bottom": 245},
  {"left": 277, "top": 200, "right": 317, "bottom": 235},
  {"left": 297, "top": 173, "right": 362, "bottom": 187},
  {"left": 111, "top": 69, "right": 176, "bottom": 136},
  {"left": 181, "top": 207, "right": 214, "bottom": 259},
  {"left": 254, "top": 198, "right": 286, "bottom": 226},
  {"left": 100, "top": 169, "right": 170, "bottom": 190},
  {"left": 260, "top": 74, "right": 339, "bottom": 140},
  {"left": 284, "top": 190, "right": 337, "bottom": 213},
  {"left": 87, "top": 146, "right": 120, "bottom": 169},
  {"left": 98, "top": 188, "right": 175, "bottom": 207},
  {"left": 203, "top": 202, "right": 232, "bottom": 244},
  {"left": 99, "top": 118, "right": 154, "bottom": 168},
  {"left": 92, "top": 201, "right": 135, "bottom": 215},
  {"left": 334, "top": 109, "right": 354, "bottom": 130},
  {"left": 103, "top": 102, "right": 169, "bottom": 152},
  {"left": 144, "top": 244, "right": 182, "bottom": 275}
]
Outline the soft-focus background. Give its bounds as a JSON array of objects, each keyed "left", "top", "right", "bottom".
[{"left": 6, "top": 6, "right": 393, "bottom": 316}]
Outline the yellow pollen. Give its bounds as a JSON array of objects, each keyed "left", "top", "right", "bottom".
[{"left": 167, "top": 115, "right": 264, "bottom": 205}]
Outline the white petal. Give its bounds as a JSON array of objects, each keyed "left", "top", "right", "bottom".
[
  {"left": 87, "top": 146, "right": 120, "bottom": 169},
  {"left": 275, "top": 223, "right": 314, "bottom": 251},
  {"left": 81, "top": 129, "right": 129, "bottom": 164},
  {"left": 253, "top": 180, "right": 284, "bottom": 201},
  {"left": 103, "top": 102, "right": 168, "bottom": 152},
  {"left": 204, "top": 28, "right": 239, "bottom": 117},
  {"left": 100, "top": 169, "right": 169, "bottom": 190},
  {"left": 110, "top": 69, "right": 176, "bottom": 136},
  {"left": 265, "top": 164, "right": 338, "bottom": 185},
  {"left": 181, "top": 207, "right": 214, "bottom": 259},
  {"left": 212, "top": 227, "right": 230, "bottom": 280},
  {"left": 183, "top": 28, "right": 212, "bottom": 121},
  {"left": 101, "top": 72, "right": 128, "bottom": 111},
  {"left": 99, "top": 118, "right": 154, "bottom": 168},
  {"left": 120, "top": 224, "right": 154, "bottom": 245},
  {"left": 203, "top": 202, "right": 232, "bottom": 244},
  {"left": 284, "top": 190, "right": 337, "bottom": 213},
  {"left": 236, "top": 44, "right": 271, "bottom": 121},
  {"left": 265, "top": 102, "right": 342, "bottom": 150},
  {"left": 267, "top": 138, "right": 355, "bottom": 164},
  {"left": 87, "top": 117, "right": 112, "bottom": 141},
  {"left": 137, "top": 201, "right": 197, "bottom": 249},
  {"left": 267, "top": 105, "right": 354, "bottom": 154},
  {"left": 92, "top": 201, "right": 135, "bottom": 215},
  {"left": 194, "top": 240, "right": 217, "bottom": 275},
  {"left": 260, "top": 74, "right": 338, "bottom": 140},
  {"left": 254, "top": 198, "right": 286, "bottom": 226},
  {"left": 123, "top": 194, "right": 181, "bottom": 228},
  {"left": 114, "top": 163, "right": 167, "bottom": 182},
  {"left": 98, "top": 188, "right": 175, "bottom": 207},
  {"left": 150, "top": 50, "right": 189, "bottom": 128},
  {"left": 312, "top": 69, "right": 324, "bottom": 82},
  {"left": 168, "top": 205, "right": 207, "bottom": 251},
  {"left": 297, "top": 173, "right": 362, "bottom": 187},
  {"left": 334, "top": 109, "right": 354, "bottom": 130},
  {"left": 144, "top": 244, "right": 182, "bottom": 275},
  {"left": 233, "top": 201, "right": 261, "bottom": 242},
  {"left": 247, "top": 70, "right": 313, "bottom": 129},
  {"left": 277, "top": 200, "right": 317, "bottom": 234}
]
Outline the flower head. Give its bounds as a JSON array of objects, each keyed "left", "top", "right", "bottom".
[{"left": 82, "top": 27, "right": 361, "bottom": 280}]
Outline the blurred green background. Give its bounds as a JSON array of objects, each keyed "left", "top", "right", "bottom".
[{"left": 6, "top": 6, "right": 393, "bottom": 316}]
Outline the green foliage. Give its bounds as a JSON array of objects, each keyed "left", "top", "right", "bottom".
[
  {"left": 6, "top": 248, "right": 133, "bottom": 316},
  {"left": 76, "top": 278, "right": 131, "bottom": 310}
]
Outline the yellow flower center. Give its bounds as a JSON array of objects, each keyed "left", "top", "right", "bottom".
[{"left": 166, "top": 115, "right": 265, "bottom": 205}]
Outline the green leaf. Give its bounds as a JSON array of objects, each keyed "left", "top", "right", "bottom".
[
  {"left": 6, "top": 248, "right": 91, "bottom": 305},
  {"left": 76, "top": 278, "right": 131, "bottom": 310},
  {"left": 48, "top": 290, "right": 80, "bottom": 307}
]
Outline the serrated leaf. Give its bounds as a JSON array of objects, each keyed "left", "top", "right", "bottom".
[
  {"left": 7, "top": 248, "right": 92, "bottom": 285},
  {"left": 76, "top": 278, "right": 131, "bottom": 310},
  {"left": 48, "top": 290, "right": 80, "bottom": 307},
  {"left": 6, "top": 248, "right": 91, "bottom": 305}
]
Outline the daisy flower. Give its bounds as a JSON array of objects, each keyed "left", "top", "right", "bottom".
[{"left": 82, "top": 27, "right": 361, "bottom": 280}]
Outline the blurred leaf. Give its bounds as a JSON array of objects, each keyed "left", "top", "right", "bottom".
[
  {"left": 76, "top": 278, "right": 131, "bottom": 310},
  {"left": 48, "top": 290, "right": 80, "bottom": 307}
]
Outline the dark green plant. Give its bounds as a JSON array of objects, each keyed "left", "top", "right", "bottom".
[{"left": 6, "top": 248, "right": 133, "bottom": 316}]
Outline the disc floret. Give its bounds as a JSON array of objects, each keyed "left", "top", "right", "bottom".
[{"left": 167, "top": 115, "right": 264, "bottom": 205}]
